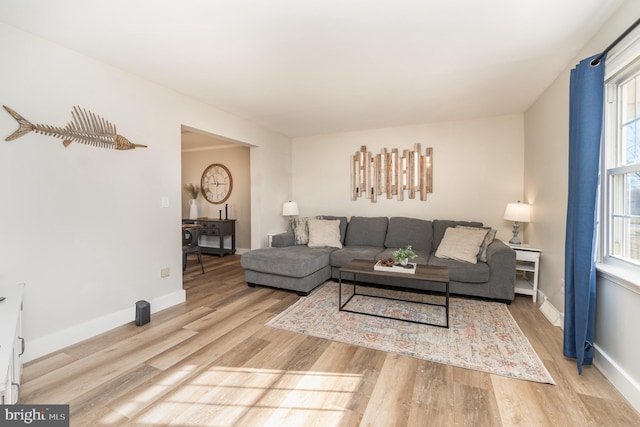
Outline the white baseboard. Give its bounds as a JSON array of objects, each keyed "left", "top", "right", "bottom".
[
  {"left": 594, "top": 344, "right": 640, "bottom": 414},
  {"left": 528, "top": 289, "right": 640, "bottom": 413},
  {"left": 537, "top": 292, "right": 564, "bottom": 328},
  {"left": 25, "top": 289, "right": 186, "bottom": 362},
  {"left": 534, "top": 290, "right": 640, "bottom": 413}
]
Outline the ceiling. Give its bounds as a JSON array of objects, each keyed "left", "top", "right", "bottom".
[
  {"left": 0, "top": 0, "right": 625, "bottom": 138},
  {"left": 181, "top": 126, "right": 246, "bottom": 151}
]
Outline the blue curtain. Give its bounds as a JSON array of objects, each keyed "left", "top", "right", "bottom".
[{"left": 564, "top": 54, "right": 606, "bottom": 374}]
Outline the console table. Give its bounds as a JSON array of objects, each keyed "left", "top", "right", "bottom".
[{"left": 182, "top": 218, "right": 236, "bottom": 256}]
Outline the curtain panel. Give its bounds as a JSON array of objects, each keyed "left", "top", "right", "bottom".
[{"left": 564, "top": 54, "right": 606, "bottom": 373}]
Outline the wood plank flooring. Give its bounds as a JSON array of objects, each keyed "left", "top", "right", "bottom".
[{"left": 21, "top": 255, "right": 640, "bottom": 426}]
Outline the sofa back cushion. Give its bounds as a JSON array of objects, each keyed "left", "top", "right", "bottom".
[
  {"left": 384, "top": 217, "right": 433, "bottom": 253},
  {"left": 319, "top": 215, "right": 348, "bottom": 244},
  {"left": 345, "top": 216, "right": 388, "bottom": 247},
  {"left": 433, "top": 219, "right": 483, "bottom": 250}
]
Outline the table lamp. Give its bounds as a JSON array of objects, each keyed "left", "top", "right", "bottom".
[
  {"left": 282, "top": 201, "right": 299, "bottom": 230},
  {"left": 504, "top": 201, "right": 531, "bottom": 245}
]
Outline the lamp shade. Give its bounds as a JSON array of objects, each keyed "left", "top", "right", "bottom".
[
  {"left": 504, "top": 202, "right": 531, "bottom": 223},
  {"left": 282, "top": 201, "right": 299, "bottom": 216}
]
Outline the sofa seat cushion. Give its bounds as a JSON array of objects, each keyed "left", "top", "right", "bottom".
[
  {"left": 427, "top": 257, "right": 490, "bottom": 283},
  {"left": 384, "top": 217, "right": 433, "bottom": 253},
  {"left": 241, "top": 246, "right": 334, "bottom": 278},
  {"left": 330, "top": 246, "right": 385, "bottom": 267}
]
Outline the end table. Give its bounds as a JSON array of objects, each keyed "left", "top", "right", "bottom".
[{"left": 509, "top": 244, "right": 541, "bottom": 302}]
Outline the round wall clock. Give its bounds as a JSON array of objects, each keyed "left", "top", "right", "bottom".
[{"left": 200, "top": 163, "right": 233, "bottom": 204}]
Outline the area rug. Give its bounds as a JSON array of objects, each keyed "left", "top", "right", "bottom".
[{"left": 267, "top": 282, "right": 554, "bottom": 384}]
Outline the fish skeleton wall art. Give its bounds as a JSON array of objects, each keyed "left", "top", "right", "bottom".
[{"left": 3, "top": 105, "right": 147, "bottom": 150}]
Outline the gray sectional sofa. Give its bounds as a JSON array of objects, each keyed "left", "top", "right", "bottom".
[{"left": 240, "top": 216, "right": 516, "bottom": 303}]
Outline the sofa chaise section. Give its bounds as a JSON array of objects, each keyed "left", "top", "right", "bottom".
[{"left": 241, "top": 245, "right": 334, "bottom": 296}]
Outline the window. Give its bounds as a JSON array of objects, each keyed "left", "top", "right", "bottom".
[{"left": 603, "top": 60, "right": 640, "bottom": 267}]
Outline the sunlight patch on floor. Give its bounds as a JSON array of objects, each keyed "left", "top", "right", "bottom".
[
  {"left": 108, "top": 364, "right": 199, "bottom": 419},
  {"left": 104, "top": 365, "right": 363, "bottom": 426}
]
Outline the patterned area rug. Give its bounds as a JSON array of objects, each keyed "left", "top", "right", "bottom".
[{"left": 267, "top": 282, "right": 554, "bottom": 384}]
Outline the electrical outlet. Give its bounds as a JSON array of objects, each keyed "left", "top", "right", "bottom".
[{"left": 160, "top": 268, "right": 170, "bottom": 278}]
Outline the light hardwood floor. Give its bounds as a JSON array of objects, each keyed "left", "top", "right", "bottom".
[{"left": 21, "top": 255, "right": 640, "bottom": 426}]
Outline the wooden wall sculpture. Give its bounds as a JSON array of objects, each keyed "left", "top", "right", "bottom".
[
  {"left": 351, "top": 144, "right": 432, "bottom": 202},
  {"left": 3, "top": 105, "right": 147, "bottom": 150}
]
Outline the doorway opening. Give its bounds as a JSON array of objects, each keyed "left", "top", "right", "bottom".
[{"left": 180, "top": 126, "right": 251, "bottom": 258}]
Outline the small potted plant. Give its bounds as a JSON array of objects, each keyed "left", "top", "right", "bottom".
[
  {"left": 393, "top": 245, "right": 417, "bottom": 266},
  {"left": 183, "top": 183, "right": 200, "bottom": 199}
]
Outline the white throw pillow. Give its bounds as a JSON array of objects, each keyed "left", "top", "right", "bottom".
[
  {"left": 434, "top": 227, "right": 489, "bottom": 264},
  {"left": 307, "top": 219, "right": 343, "bottom": 248},
  {"left": 456, "top": 225, "right": 496, "bottom": 262}
]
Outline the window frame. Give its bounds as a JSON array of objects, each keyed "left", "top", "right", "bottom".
[{"left": 599, "top": 33, "right": 640, "bottom": 278}]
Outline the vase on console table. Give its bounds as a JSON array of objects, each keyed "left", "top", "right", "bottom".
[{"left": 188, "top": 199, "right": 198, "bottom": 219}]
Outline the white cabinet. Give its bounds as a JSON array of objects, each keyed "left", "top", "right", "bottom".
[
  {"left": 510, "top": 245, "right": 541, "bottom": 303},
  {"left": 0, "top": 284, "right": 25, "bottom": 404}
]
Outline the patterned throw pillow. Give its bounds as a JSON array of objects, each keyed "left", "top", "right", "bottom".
[{"left": 291, "top": 217, "right": 320, "bottom": 245}]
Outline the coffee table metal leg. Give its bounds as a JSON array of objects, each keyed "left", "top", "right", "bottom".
[
  {"left": 339, "top": 273, "right": 342, "bottom": 309},
  {"left": 338, "top": 280, "right": 449, "bottom": 328},
  {"left": 339, "top": 271, "right": 357, "bottom": 311},
  {"left": 445, "top": 281, "right": 450, "bottom": 328}
]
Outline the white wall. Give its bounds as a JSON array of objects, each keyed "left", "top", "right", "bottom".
[
  {"left": 524, "top": 0, "right": 640, "bottom": 412},
  {"left": 0, "top": 23, "right": 291, "bottom": 361},
  {"left": 292, "top": 115, "right": 525, "bottom": 242},
  {"left": 594, "top": 272, "right": 640, "bottom": 411},
  {"left": 250, "top": 143, "right": 296, "bottom": 248},
  {"left": 524, "top": 75, "right": 570, "bottom": 309}
]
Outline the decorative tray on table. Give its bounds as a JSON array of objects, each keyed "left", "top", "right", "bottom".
[{"left": 373, "top": 260, "right": 417, "bottom": 274}]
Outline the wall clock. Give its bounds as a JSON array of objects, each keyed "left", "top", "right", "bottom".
[{"left": 200, "top": 163, "right": 233, "bottom": 204}]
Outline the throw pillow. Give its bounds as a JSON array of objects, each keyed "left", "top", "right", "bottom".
[
  {"left": 434, "top": 227, "right": 490, "bottom": 264},
  {"left": 307, "top": 219, "right": 343, "bottom": 248},
  {"left": 456, "top": 225, "right": 496, "bottom": 262},
  {"left": 318, "top": 215, "right": 348, "bottom": 244},
  {"left": 291, "top": 217, "right": 312, "bottom": 245}
]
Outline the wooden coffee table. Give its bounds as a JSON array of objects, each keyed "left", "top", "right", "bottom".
[{"left": 338, "top": 259, "right": 450, "bottom": 328}]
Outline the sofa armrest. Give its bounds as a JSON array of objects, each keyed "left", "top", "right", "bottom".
[
  {"left": 485, "top": 239, "right": 516, "bottom": 300},
  {"left": 272, "top": 231, "right": 295, "bottom": 247},
  {"left": 486, "top": 239, "right": 516, "bottom": 271}
]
